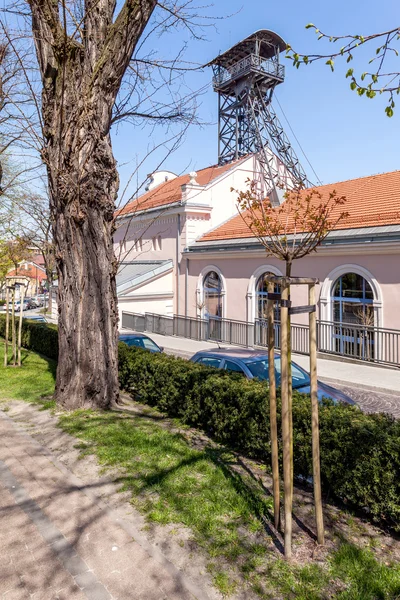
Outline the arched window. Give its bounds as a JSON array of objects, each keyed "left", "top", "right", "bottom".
[
  {"left": 332, "top": 272, "right": 374, "bottom": 360},
  {"left": 255, "top": 272, "right": 280, "bottom": 347},
  {"left": 203, "top": 271, "right": 223, "bottom": 319},
  {"left": 333, "top": 273, "right": 374, "bottom": 326},
  {"left": 256, "top": 272, "right": 280, "bottom": 322}
]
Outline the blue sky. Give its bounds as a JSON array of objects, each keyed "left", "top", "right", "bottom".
[{"left": 113, "top": 0, "right": 400, "bottom": 204}]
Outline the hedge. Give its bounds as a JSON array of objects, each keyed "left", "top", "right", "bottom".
[
  {"left": 118, "top": 343, "right": 400, "bottom": 531},
  {"left": 1, "top": 317, "right": 399, "bottom": 530},
  {"left": 0, "top": 314, "right": 58, "bottom": 360}
]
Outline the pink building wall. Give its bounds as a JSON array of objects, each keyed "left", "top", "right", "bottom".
[{"left": 182, "top": 251, "right": 400, "bottom": 330}]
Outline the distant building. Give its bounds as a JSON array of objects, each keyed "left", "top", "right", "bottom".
[{"left": 6, "top": 255, "right": 47, "bottom": 297}]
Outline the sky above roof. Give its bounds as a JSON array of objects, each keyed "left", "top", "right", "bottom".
[{"left": 113, "top": 0, "right": 400, "bottom": 209}]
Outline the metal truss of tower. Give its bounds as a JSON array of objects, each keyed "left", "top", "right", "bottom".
[{"left": 210, "top": 30, "right": 311, "bottom": 204}]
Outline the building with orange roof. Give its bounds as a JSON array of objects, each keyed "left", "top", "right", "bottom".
[
  {"left": 113, "top": 23, "right": 400, "bottom": 365},
  {"left": 116, "top": 162, "right": 400, "bottom": 367},
  {"left": 6, "top": 259, "right": 47, "bottom": 297},
  {"left": 114, "top": 153, "right": 281, "bottom": 318}
]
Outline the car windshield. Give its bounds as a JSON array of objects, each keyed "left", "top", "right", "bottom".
[
  {"left": 141, "top": 337, "right": 160, "bottom": 351},
  {"left": 120, "top": 335, "right": 159, "bottom": 351},
  {"left": 245, "top": 357, "right": 310, "bottom": 389}
]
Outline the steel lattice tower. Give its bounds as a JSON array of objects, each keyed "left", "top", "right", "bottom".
[{"left": 209, "top": 30, "right": 311, "bottom": 205}]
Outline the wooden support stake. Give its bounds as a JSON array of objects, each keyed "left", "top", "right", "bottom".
[
  {"left": 280, "top": 282, "right": 292, "bottom": 559},
  {"left": 4, "top": 287, "right": 9, "bottom": 367},
  {"left": 17, "top": 286, "right": 25, "bottom": 367},
  {"left": 267, "top": 282, "right": 280, "bottom": 531},
  {"left": 287, "top": 288, "right": 294, "bottom": 505},
  {"left": 308, "top": 283, "right": 324, "bottom": 546},
  {"left": 11, "top": 288, "right": 16, "bottom": 366}
]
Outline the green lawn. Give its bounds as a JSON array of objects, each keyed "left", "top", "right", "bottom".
[
  {"left": 0, "top": 343, "right": 56, "bottom": 406},
  {"left": 1, "top": 342, "right": 399, "bottom": 599}
]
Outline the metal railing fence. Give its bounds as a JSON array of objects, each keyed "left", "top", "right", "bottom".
[{"left": 121, "top": 311, "right": 400, "bottom": 368}]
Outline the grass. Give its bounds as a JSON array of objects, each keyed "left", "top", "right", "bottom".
[
  {"left": 0, "top": 343, "right": 56, "bottom": 406},
  {"left": 58, "top": 409, "right": 271, "bottom": 565},
  {"left": 1, "top": 343, "right": 399, "bottom": 598},
  {"left": 331, "top": 543, "right": 400, "bottom": 600}
]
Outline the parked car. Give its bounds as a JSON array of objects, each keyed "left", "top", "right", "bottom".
[
  {"left": 14, "top": 299, "right": 30, "bottom": 311},
  {"left": 190, "top": 348, "right": 356, "bottom": 405},
  {"left": 26, "top": 297, "right": 40, "bottom": 309},
  {"left": 24, "top": 314, "right": 46, "bottom": 322},
  {"left": 119, "top": 332, "right": 164, "bottom": 353},
  {"left": 31, "top": 295, "right": 44, "bottom": 307}
]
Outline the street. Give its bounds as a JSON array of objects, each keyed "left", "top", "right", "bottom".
[{"left": 333, "top": 384, "right": 400, "bottom": 418}]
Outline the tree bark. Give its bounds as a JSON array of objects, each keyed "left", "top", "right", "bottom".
[{"left": 27, "top": 0, "right": 157, "bottom": 409}]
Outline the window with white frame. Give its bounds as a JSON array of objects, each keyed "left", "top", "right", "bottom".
[
  {"left": 256, "top": 272, "right": 280, "bottom": 322},
  {"left": 332, "top": 272, "right": 374, "bottom": 326},
  {"left": 332, "top": 272, "right": 375, "bottom": 360},
  {"left": 203, "top": 271, "right": 223, "bottom": 319}
]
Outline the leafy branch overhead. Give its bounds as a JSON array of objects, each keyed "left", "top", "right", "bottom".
[
  {"left": 286, "top": 25, "right": 400, "bottom": 116},
  {"left": 232, "top": 180, "right": 349, "bottom": 271}
]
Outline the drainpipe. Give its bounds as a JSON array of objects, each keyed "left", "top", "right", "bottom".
[{"left": 176, "top": 213, "right": 181, "bottom": 316}]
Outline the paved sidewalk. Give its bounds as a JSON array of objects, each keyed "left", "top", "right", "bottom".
[
  {"left": 0, "top": 410, "right": 208, "bottom": 600},
  {"left": 129, "top": 331, "right": 400, "bottom": 395}
]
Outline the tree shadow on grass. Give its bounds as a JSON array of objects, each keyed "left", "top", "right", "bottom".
[{"left": 59, "top": 410, "right": 283, "bottom": 561}]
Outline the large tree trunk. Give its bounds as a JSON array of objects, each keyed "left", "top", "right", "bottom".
[
  {"left": 52, "top": 137, "right": 119, "bottom": 409},
  {"left": 48, "top": 106, "right": 120, "bottom": 409},
  {"left": 28, "top": 0, "right": 157, "bottom": 409}
]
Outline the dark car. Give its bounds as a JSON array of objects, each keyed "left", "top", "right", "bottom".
[
  {"left": 26, "top": 297, "right": 40, "bottom": 309},
  {"left": 119, "top": 332, "right": 163, "bottom": 353},
  {"left": 190, "top": 348, "right": 356, "bottom": 405}
]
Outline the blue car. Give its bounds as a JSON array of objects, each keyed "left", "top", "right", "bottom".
[
  {"left": 190, "top": 348, "right": 356, "bottom": 405},
  {"left": 119, "top": 332, "right": 163, "bottom": 353},
  {"left": 24, "top": 315, "right": 46, "bottom": 322}
]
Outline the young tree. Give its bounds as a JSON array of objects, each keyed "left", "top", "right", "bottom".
[
  {"left": 235, "top": 181, "right": 349, "bottom": 277},
  {"left": 233, "top": 180, "right": 349, "bottom": 554},
  {"left": 3, "top": 236, "right": 33, "bottom": 273},
  {"left": 19, "top": 1, "right": 204, "bottom": 409},
  {"left": 286, "top": 25, "right": 400, "bottom": 116}
]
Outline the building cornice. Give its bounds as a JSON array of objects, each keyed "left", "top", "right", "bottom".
[
  {"left": 118, "top": 292, "right": 174, "bottom": 300},
  {"left": 183, "top": 240, "right": 400, "bottom": 260},
  {"left": 116, "top": 202, "right": 213, "bottom": 225}
]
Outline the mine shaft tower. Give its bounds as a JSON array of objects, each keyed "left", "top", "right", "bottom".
[{"left": 210, "top": 30, "right": 311, "bottom": 203}]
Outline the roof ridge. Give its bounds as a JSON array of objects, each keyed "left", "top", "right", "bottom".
[
  {"left": 198, "top": 169, "right": 400, "bottom": 243},
  {"left": 116, "top": 156, "right": 249, "bottom": 217},
  {"left": 310, "top": 169, "right": 400, "bottom": 190}
]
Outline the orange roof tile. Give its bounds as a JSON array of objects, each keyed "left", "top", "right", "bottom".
[
  {"left": 199, "top": 170, "right": 400, "bottom": 242},
  {"left": 115, "top": 160, "right": 245, "bottom": 217},
  {"left": 7, "top": 265, "right": 46, "bottom": 281}
]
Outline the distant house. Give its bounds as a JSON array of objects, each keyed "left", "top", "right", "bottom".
[{"left": 6, "top": 255, "right": 47, "bottom": 297}]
